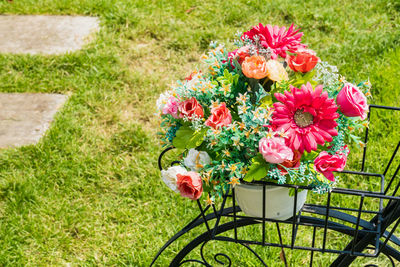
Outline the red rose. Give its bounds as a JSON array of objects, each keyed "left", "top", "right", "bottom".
[
  {"left": 336, "top": 83, "right": 368, "bottom": 120},
  {"left": 314, "top": 151, "right": 347, "bottom": 182},
  {"left": 178, "top": 97, "right": 204, "bottom": 120},
  {"left": 287, "top": 49, "right": 320, "bottom": 73},
  {"left": 278, "top": 150, "right": 302, "bottom": 175},
  {"left": 205, "top": 103, "right": 232, "bottom": 129},
  {"left": 236, "top": 45, "right": 252, "bottom": 64},
  {"left": 176, "top": 172, "right": 203, "bottom": 200}
]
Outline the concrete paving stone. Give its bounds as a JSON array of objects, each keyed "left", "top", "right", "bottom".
[
  {"left": 0, "top": 15, "right": 99, "bottom": 54},
  {"left": 0, "top": 93, "right": 67, "bottom": 148}
]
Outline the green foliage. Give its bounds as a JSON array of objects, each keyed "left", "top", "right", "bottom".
[
  {"left": 217, "top": 69, "right": 239, "bottom": 86},
  {"left": 172, "top": 126, "right": 206, "bottom": 149},
  {"left": 290, "top": 70, "right": 318, "bottom": 87},
  {"left": 244, "top": 153, "right": 270, "bottom": 182}
]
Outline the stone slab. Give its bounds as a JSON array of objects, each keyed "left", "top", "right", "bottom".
[
  {"left": 0, "top": 15, "right": 99, "bottom": 54},
  {"left": 0, "top": 93, "right": 67, "bottom": 148}
]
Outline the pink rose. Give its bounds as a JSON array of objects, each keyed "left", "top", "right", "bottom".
[
  {"left": 178, "top": 97, "right": 204, "bottom": 120},
  {"left": 336, "top": 83, "right": 368, "bottom": 120},
  {"left": 259, "top": 137, "right": 294, "bottom": 164},
  {"left": 314, "top": 151, "right": 347, "bottom": 182},
  {"left": 162, "top": 96, "right": 179, "bottom": 118},
  {"left": 176, "top": 171, "right": 203, "bottom": 200},
  {"left": 205, "top": 103, "right": 232, "bottom": 129},
  {"left": 287, "top": 49, "right": 320, "bottom": 73}
]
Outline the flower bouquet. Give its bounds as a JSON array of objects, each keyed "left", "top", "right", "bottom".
[{"left": 157, "top": 23, "right": 371, "bottom": 219}]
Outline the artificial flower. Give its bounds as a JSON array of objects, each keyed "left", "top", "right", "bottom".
[
  {"left": 162, "top": 96, "right": 179, "bottom": 118},
  {"left": 272, "top": 82, "right": 339, "bottom": 153},
  {"left": 241, "top": 55, "right": 268, "bottom": 79},
  {"left": 205, "top": 102, "right": 232, "bottom": 129},
  {"left": 314, "top": 151, "right": 347, "bottom": 182},
  {"left": 177, "top": 171, "right": 203, "bottom": 200},
  {"left": 184, "top": 149, "right": 212, "bottom": 171},
  {"left": 336, "top": 83, "right": 368, "bottom": 120},
  {"left": 259, "top": 137, "right": 294, "bottom": 164},
  {"left": 156, "top": 91, "right": 172, "bottom": 113},
  {"left": 287, "top": 49, "right": 320, "bottom": 73},
  {"left": 277, "top": 150, "right": 302, "bottom": 174},
  {"left": 179, "top": 97, "right": 204, "bottom": 120},
  {"left": 265, "top": 60, "right": 288, "bottom": 82},
  {"left": 242, "top": 23, "right": 306, "bottom": 59},
  {"left": 235, "top": 45, "right": 252, "bottom": 64},
  {"left": 226, "top": 50, "right": 238, "bottom": 69},
  {"left": 161, "top": 165, "right": 188, "bottom": 193}
]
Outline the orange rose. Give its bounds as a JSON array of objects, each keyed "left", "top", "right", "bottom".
[
  {"left": 287, "top": 49, "right": 320, "bottom": 73},
  {"left": 241, "top": 55, "right": 268, "bottom": 79}
]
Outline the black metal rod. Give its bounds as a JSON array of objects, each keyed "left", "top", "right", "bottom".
[
  {"left": 262, "top": 184, "right": 266, "bottom": 246},
  {"left": 232, "top": 187, "right": 238, "bottom": 242},
  {"left": 351, "top": 195, "right": 365, "bottom": 255},
  {"left": 361, "top": 106, "right": 372, "bottom": 172},
  {"left": 370, "top": 104, "right": 400, "bottom": 111},
  {"left": 380, "top": 216, "right": 400, "bottom": 253},
  {"left": 310, "top": 227, "right": 317, "bottom": 267},
  {"left": 197, "top": 200, "right": 212, "bottom": 234},
  {"left": 384, "top": 141, "right": 400, "bottom": 177},
  {"left": 388, "top": 163, "right": 400, "bottom": 196},
  {"left": 305, "top": 203, "right": 380, "bottom": 215},
  {"left": 291, "top": 187, "right": 298, "bottom": 249},
  {"left": 276, "top": 223, "right": 288, "bottom": 267},
  {"left": 211, "top": 186, "right": 230, "bottom": 238},
  {"left": 322, "top": 192, "right": 331, "bottom": 252}
]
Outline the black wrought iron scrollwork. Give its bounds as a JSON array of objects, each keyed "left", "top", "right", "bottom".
[
  {"left": 158, "top": 146, "right": 175, "bottom": 171},
  {"left": 175, "top": 239, "right": 269, "bottom": 267}
]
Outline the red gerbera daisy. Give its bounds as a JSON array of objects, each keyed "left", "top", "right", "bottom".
[
  {"left": 242, "top": 23, "right": 306, "bottom": 59},
  {"left": 271, "top": 82, "right": 339, "bottom": 153}
]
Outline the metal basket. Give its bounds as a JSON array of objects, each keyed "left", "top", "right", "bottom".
[{"left": 152, "top": 104, "right": 400, "bottom": 267}]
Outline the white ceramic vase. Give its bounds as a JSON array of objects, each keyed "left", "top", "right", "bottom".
[{"left": 234, "top": 183, "right": 308, "bottom": 220}]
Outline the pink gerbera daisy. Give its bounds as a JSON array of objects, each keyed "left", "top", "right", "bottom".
[
  {"left": 242, "top": 23, "right": 306, "bottom": 59},
  {"left": 271, "top": 82, "right": 339, "bottom": 153}
]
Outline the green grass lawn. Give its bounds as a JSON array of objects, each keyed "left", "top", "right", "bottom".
[{"left": 0, "top": 0, "right": 400, "bottom": 266}]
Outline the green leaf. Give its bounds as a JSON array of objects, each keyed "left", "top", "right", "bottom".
[
  {"left": 244, "top": 154, "right": 270, "bottom": 182},
  {"left": 302, "top": 150, "right": 319, "bottom": 161},
  {"left": 172, "top": 126, "right": 194, "bottom": 149},
  {"left": 260, "top": 94, "right": 273, "bottom": 108},
  {"left": 186, "top": 128, "right": 207, "bottom": 149},
  {"left": 172, "top": 126, "right": 207, "bottom": 149}
]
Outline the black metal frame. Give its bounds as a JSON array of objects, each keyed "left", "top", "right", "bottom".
[{"left": 151, "top": 104, "right": 400, "bottom": 267}]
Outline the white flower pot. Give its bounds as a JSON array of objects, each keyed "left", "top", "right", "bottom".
[{"left": 234, "top": 183, "right": 308, "bottom": 220}]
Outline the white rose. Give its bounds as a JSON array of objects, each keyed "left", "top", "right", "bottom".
[
  {"left": 183, "top": 149, "right": 211, "bottom": 171},
  {"left": 156, "top": 91, "right": 172, "bottom": 112},
  {"left": 161, "top": 165, "right": 187, "bottom": 193}
]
